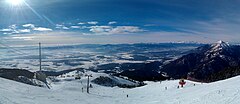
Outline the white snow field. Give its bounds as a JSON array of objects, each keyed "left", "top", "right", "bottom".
[{"left": 1, "top": 72, "right": 240, "bottom": 104}]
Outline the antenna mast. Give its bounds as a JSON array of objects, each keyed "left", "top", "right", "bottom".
[{"left": 39, "top": 42, "right": 42, "bottom": 71}]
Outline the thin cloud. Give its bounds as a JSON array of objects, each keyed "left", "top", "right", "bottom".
[
  {"left": 87, "top": 21, "right": 98, "bottom": 25},
  {"left": 111, "top": 26, "right": 145, "bottom": 33},
  {"left": 62, "top": 27, "right": 69, "bottom": 30},
  {"left": 108, "top": 21, "right": 117, "bottom": 25},
  {"left": 3, "top": 32, "right": 12, "bottom": 35},
  {"left": 9, "top": 24, "right": 17, "bottom": 30},
  {"left": 55, "top": 24, "right": 69, "bottom": 30},
  {"left": 12, "top": 36, "right": 33, "bottom": 41},
  {"left": 56, "top": 24, "right": 64, "bottom": 27},
  {"left": 144, "top": 24, "right": 159, "bottom": 27},
  {"left": 88, "top": 26, "right": 145, "bottom": 35},
  {"left": 18, "top": 29, "right": 31, "bottom": 33},
  {"left": 0, "top": 28, "right": 12, "bottom": 32},
  {"left": 89, "top": 26, "right": 112, "bottom": 33},
  {"left": 22, "top": 24, "right": 35, "bottom": 28},
  {"left": 70, "top": 26, "right": 81, "bottom": 29},
  {"left": 78, "top": 22, "right": 85, "bottom": 25},
  {"left": 33, "top": 27, "right": 53, "bottom": 31}
]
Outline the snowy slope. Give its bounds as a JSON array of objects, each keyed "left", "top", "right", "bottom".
[{"left": 1, "top": 74, "right": 240, "bottom": 104}]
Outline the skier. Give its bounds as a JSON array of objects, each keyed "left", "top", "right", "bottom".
[
  {"left": 90, "top": 84, "right": 93, "bottom": 88},
  {"left": 179, "top": 78, "right": 186, "bottom": 87}
]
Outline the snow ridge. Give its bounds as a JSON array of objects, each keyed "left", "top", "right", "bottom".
[{"left": 210, "top": 40, "right": 230, "bottom": 52}]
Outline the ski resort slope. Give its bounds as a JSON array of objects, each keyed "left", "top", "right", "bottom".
[{"left": 1, "top": 74, "right": 240, "bottom": 104}]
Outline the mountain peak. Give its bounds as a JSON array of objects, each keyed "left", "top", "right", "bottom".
[
  {"left": 210, "top": 40, "right": 230, "bottom": 52},
  {"left": 217, "top": 40, "right": 224, "bottom": 44},
  {"left": 216, "top": 40, "right": 229, "bottom": 46}
]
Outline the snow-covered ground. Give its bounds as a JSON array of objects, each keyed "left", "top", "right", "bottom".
[{"left": 1, "top": 71, "right": 240, "bottom": 104}]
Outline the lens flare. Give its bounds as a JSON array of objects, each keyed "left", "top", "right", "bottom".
[{"left": 7, "top": 0, "right": 23, "bottom": 6}]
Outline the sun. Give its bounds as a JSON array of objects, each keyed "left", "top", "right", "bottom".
[{"left": 6, "top": 0, "right": 23, "bottom": 6}]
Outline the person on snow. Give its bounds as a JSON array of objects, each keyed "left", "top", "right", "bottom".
[{"left": 179, "top": 78, "right": 186, "bottom": 87}]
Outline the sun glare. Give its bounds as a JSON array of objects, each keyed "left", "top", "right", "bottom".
[{"left": 7, "top": 0, "right": 23, "bottom": 6}]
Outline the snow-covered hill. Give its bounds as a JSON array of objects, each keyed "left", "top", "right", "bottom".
[{"left": 1, "top": 72, "right": 240, "bottom": 104}]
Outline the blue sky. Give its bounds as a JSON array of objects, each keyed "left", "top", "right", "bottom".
[{"left": 0, "top": 0, "right": 240, "bottom": 45}]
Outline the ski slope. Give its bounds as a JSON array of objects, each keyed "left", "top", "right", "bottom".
[{"left": 1, "top": 73, "right": 240, "bottom": 104}]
